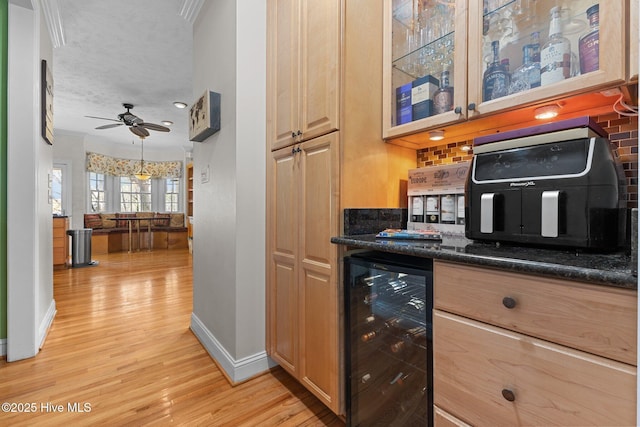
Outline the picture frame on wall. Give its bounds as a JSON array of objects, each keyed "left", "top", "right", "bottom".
[
  {"left": 189, "top": 90, "right": 221, "bottom": 142},
  {"left": 41, "top": 59, "right": 54, "bottom": 145}
]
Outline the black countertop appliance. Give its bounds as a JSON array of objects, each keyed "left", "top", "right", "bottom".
[{"left": 466, "top": 117, "right": 627, "bottom": 249}]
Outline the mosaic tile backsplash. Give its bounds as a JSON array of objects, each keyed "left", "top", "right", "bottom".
[
  {"left": 417, "top": 114, "right": 639, "bottom": 209},
  {"left": 343, "top": 209, "right": 408, "bottom": 235}
]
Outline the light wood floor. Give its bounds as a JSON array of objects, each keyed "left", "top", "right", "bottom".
[{"left": 0, "top": 249, "right": 344, "bottom": 426}]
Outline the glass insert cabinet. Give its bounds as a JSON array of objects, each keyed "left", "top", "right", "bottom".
[{"left": 383, "top": 0, "right": 627, "bottom": 140}]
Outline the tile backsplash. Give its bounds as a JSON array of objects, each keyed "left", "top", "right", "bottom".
[
  {"left": 416, "top": 114, "right": 639, "bottom": 209},
  {"left": 343, "top": 208, "right": 408, "bottom": 235}
]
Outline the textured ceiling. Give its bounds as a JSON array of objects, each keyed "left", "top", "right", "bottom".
[{"left": 52, "top": 0, "right": 194, "bottom": 151}]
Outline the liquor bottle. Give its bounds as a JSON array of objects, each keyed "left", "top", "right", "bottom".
[
  {"left": 540, "top": 6, "right": 572, "bottom": 86},
  {"left": 425, "top": 195, "right": 439, "bottom": 223},
  {"left": 482, "top": 40, "right": 510, "bottom": 101},
  {"left": 411, "top": 196, "right": 424, "bottom": 222},
  {"left": 433, "top": 70, "right": 454, "bottom": 114},
  {"left": 579, "top": 4, "right": 599, "bottom": 74},
  {"left": 440, "top": 194, "right": 456, "bottom": 223},
  {"left": 530, "top": 31, "right": 541, "bottom": 63},
  {"left": 508, "top": 43, "right": 541, "bottom": 94}
]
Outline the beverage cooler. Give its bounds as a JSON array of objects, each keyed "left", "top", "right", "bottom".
[{"left": 345, "top": 252, "right": 433, "bottom": 426}]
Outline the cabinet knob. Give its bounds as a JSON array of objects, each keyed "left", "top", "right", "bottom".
[
  {"left": 467, "top": 103, "right": 476, "bottom": 111},
  {"left": 291, "top": 131, "right": 297, "bottom": 138},
  {"left": 502, "top": 296, "right": 517, "bottom": 309},
  {"left": 296, "top": 130, "right": 302, "bottom": 137},
  {"left": 501, "top": 388, "right": 516, "bottom": 402},
  {"left": 454, "top": 106, "right": 462, "bottom": 114}
]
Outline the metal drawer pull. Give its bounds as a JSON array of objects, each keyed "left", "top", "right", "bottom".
[
  {"left": 502, "top": 296, "right": 517, "bottom": 309},
  {"left": 502, "top": 389, "right": 516, "bottom": 402}
]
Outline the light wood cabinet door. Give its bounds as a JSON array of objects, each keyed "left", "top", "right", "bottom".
[
  {"left": 268, "top": 148, "right": 299, "bottom": 373},
  {"left": 434, "top": 260, "right": 637, "bottom": 365},
  {"left": 267, "top": 0, "right": 340, "bottom": 151},
  {"left": 467, "top": 0, "right": 627, "bottom": 118},
  {"left": 434, "top": 310, "right": 637, "bottom": 427},
  {"left": 266, "top": 133, "right": 341, "bottom": 414},
  {"left": 297, "top": 134, "right": 340, "bottom": 412},
  {"left": 53, "top": 217, "right": 68, "bottom": 267}
]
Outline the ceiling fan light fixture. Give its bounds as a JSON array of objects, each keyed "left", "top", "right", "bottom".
[{"left": 173, "top": 101, "right": 188, "bottom": 109}]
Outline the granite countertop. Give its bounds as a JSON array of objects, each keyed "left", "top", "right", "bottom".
[{"left": 331, "top": 234, "right": 637, "bottom": 289}]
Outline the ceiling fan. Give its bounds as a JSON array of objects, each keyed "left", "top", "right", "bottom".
[{"left": 86, "top": 103, "right": 170, "bottom": 138}]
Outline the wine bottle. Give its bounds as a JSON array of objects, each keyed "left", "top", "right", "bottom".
[
  {"left": 579, "top": 4, "right": 599, "bottom": 74},
  {"left": 425, "top": 195, "right": 440, "bottom": 223},
  {"left": 440, "top": 194, "right": 456, "bottom": 224},
  {"left": 541, "top": 6, "right": 571, "bottom": 86},
  {"left": 433, "top": 69, "right": 454, "bottom": 114},
  {"left": 389, "top": 326, "right": 428, "bottom": 353},
  {"left": 482, "top": 40, "right": 510, "bottom": 101},
  {"left": 411, "top": 196, "right": 424, "bottom": 222}
]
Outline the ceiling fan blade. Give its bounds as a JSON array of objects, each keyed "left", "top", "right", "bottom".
[
  {"left": 140, "top": 122, "right": 170, "bottom": 132},
  {"left": 85, "top": 115, "right": 121, "bottom": 122},
  {"left": 130, "top": 126, "right": 150, "bottom": 138},
  {"left": 95, "top": 123, "right": 124, "bottom": 130}
]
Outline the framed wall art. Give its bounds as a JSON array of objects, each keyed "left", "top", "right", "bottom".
[
  {"left": 41, "top": 59, "right": 54, "bottom": 145},
  {"left": 189, "top": 90, "right": 221, "bottom": 142}
]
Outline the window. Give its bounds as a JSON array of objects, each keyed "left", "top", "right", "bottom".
[
  {"left": 51, "top": 167, "right": 63, "bottom": 215},
  {"left": 164, "top": 178, "right": 180, "bottom": 212},
  {"left": 89, "top": 172, "right": 106, "bottom": 212},
  {"left": 120, "top": 177, "right": 152, "bottom": 212}
]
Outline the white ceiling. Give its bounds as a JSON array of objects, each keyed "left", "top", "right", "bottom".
[{"left": 51, "top": 0, "right": 195, "bottom": 152}]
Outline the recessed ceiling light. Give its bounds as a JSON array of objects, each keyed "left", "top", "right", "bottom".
[
  {"left": 162, "top": 120, "right": 174, "bottom": 126},
  {"left": 173, "top": 101, "right": 188, "bottom": 109}
]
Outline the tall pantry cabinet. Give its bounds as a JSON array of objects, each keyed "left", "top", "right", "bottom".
[
  {"left": 266, "top": 0, "right": 417, "bottom": 416},
  {"left": 266, "top": 0, "right": 341, "bottom": 414}
]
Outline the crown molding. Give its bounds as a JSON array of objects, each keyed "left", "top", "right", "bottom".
[
  {"left": 178, "top": 0, "right": 204, "bottom": 25},
  {"left": 40, "top": 0, "right": 65, "bottom": 48}
]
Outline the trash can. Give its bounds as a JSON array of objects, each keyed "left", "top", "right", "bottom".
[{"left": 67, "top": 228, "right": 96, "bottom": 267}]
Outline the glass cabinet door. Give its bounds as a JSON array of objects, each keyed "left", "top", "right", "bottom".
[
  {"left": 383, "top": 0, "right": 468, "bottom": 139},
  {"left": 468, "top": 0, "right": 626, "bottom": 117}
]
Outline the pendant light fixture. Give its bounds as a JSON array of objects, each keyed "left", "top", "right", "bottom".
[{"left": 134, "top": 137, "right": 152, "bottom": 181}]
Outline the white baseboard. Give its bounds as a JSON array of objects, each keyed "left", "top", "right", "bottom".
[
  {"left": 0, "top": 339, "right": 6, "bottom": 357},
  {"left": 190, "top": 313, "right": 277, "bottom": 384},
  {"left": 38, "top": 299, "right": 57, "bottom": 349}
]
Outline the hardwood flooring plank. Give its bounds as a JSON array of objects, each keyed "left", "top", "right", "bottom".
[{"left": 0, "top": 249, "right": 344, "bottom": 426}]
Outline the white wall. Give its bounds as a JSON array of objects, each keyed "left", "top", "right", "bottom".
[
  {"left": 190, "top": 0, "right": 270, "bottom": 382},
  {"left": 7, "top": 0, "right": 55, "bottom": 361}
]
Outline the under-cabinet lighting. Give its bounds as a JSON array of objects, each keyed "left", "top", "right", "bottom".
[
  {"left": 534, "top": 105, "right": 560, "bottom": 120},
  {"left": 429, "top": 130, "right": 445, "bottom": 141}
]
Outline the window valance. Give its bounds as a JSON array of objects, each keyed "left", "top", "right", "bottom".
[{"left": 86, "top": 152, "right": 183, "bottom": 179}]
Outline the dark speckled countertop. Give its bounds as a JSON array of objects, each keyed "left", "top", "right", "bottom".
[{"left": 331, "top": 234, "right": 637, "bottom": 289}]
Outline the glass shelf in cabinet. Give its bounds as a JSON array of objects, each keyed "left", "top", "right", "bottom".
[{"left": 392, "top": 31, "right": 455, "bottom": 79}]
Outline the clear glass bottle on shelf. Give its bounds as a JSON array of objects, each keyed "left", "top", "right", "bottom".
[
  {"left": 578, "top": 4, "right": 599, "bottom": 74},
  {"left": 540, "top": 6, "right": 572, "bottom": 86},
  {"left": 508, "top": 43, "right": 541, "bottom": 94},
  {"left": 433, "top": 69, "right": 454, "bottom": 114}
]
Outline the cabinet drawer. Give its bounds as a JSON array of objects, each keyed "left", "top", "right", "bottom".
[
  {"left": 434, "top": 261, "right": 637, "bottom": 365},
  {"left": 53, "top": 227, "right": 66, "bottom": 239},
  {"left": 434, "top": 405, "right": 471, "bottom": 427},
  {"left": 434, "top": 311, "right": 636, "bottom": 427}
]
